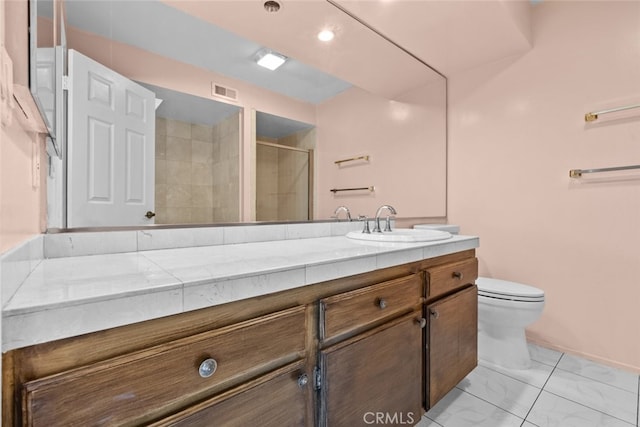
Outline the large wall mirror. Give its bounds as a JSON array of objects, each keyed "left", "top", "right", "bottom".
[{"left": 31, "top": 0, "right": 447, "bottom": 229}]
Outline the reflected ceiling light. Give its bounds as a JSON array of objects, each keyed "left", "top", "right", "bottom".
[
  {"left": 317, "top": 29, "right": 335, "bottom": 42},
  {"left": 256, "top": 50, "right": 287, "bottom": 71},
  {"left": 264, "top": 1, "right": 281, "bottom": 12}
]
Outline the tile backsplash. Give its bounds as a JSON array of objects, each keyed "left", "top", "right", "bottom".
[{"left": 43, "top": 221, "right": 365, "bottom": 258}]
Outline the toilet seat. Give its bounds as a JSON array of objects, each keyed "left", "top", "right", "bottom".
[{"left": 476, "top": 277, "right": 544, "bottom": 302}]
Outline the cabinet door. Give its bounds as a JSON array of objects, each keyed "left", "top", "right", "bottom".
[
  {"left": 426, "top": 285, "right": 477, "bottom": 408},
  {"left": 150, "top": 361, "right": 312, "bottom": 427},
  {"left": 319, "top": 312, "right": 424, "bottom": 427}
]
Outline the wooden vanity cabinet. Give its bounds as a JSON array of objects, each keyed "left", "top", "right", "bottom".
[
  {"left": 317, "top": 273, "right": 424, "bottom": 426},
  {"left": 424, "top": 258, "right": 478, "bottom": 409},
  {"left": 3, "top": 249, "right": 478, "bottom": 426}
]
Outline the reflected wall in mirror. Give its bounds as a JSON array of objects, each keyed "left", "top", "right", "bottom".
[
  {"left": 139, "top": 83, "right": 242, "bottom": 225},
  {"left": 256, "top": 112, "right": 315, "bottom": 222},
  {"left": 43, "top": 0, "right": 447, "bottom": 229},
  {"left": 30, "top": 0, "right": 55, "bottom": 135}
]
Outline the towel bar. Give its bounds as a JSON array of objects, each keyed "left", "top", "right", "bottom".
[
  {"left": 330, "top": 186, "right": 375, "bottom": 193},
  {"left": 569, "top": 164, "right": 640, "bottom": 177}
]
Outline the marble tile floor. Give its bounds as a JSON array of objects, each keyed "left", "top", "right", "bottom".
[{"left": 417, "top": 343, "right": 640, "bottom": 427}]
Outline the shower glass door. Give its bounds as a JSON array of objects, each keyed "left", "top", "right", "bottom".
[{"left": 256, "top": 141, "right": 313, "bottom": 221}]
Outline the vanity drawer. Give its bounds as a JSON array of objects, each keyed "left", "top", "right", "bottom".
[
  {"left": 22, "top": 306, "right": 307, "bottom": 427},
  {"left": 426, "top": 258, "right": 478, "bottom": 299},
  {"left": 149, "top": 360, "right": 311, "bottom": 427},
  {"left": 319, "top": 273, "right": 423, "bottom": 342}
]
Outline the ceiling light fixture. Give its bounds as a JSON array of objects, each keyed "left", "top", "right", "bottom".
[
  {"left": 256, "top": 50, "right": 287, "bottom": 71},
  {"left": 264, "top": 1, "right": 281, "bottom": 13},
  {"left": 317, "top": 29, "right": 335, "bottom": 42}
]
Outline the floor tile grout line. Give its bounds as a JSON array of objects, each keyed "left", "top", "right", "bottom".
[
  {"left": 422, "top": 414, "right": 444, "bottom": 427},
  {"left": 540, "top": 388, "right": 637, "bottom": 426},
  {"left": 552, "top": 363, "right": 640, "bottom": 395},
  {"left": 453, "top": 387, "right": 526, "bottom": 422},
  {"left": 542, "top": 354, "right": 638, "bottom": 426},
  {"left": 535, "top": 350, "right": 639, "bottom": 425},
  {"left": 520, "top": 351, "right": 564, "bottom": 425},
  {"left": 480, "top": 362, "right": 547, "bottom": 390}
]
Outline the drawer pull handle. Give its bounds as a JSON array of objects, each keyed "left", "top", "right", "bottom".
[
  {"left": 198, "top": 358, "right": 218, "bottom": 378},
  {"left": 297, "top": 373, "right": 309, "bottom": 388},
  {"left": 377, "top": 298, "right": 387, "bottom": 309},
  {"left": 416, "top": 317, "right": 427, "bottom": 328},
  {"left": 452, "top": 271, "right": 464, "bottom": 280},
  {"left": 430, "top": 309, "right": 439, "bottom": 319}
]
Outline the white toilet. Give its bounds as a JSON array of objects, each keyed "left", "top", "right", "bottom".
[{"left": 476, "top": 277, "right": 545, "bottom": 370}]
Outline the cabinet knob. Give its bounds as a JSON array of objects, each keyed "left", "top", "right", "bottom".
[
  {"left": 416, "top": 317, "right": 427, "bottom": 328},
  {"left": 377, "top": 298, "right": 387, "bottom": 309},
  {"left": 297, "top": 373, "right": 309, "bottom": 388},
  {"left": 198, "top": 358, "right": 218, "bottom": 378},
  {"left": 145, "top": 211, "right": 156, "bottom": 219},
  {"left": 452, "top": 271, "right": 464, "bottom": 280},
  {"left": 430, "top": 309, "right": 439, "bottom": 319}
]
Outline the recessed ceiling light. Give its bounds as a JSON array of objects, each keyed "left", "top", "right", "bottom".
[
  {"left": 256, "top": 50, "right": 287, "bottom": 71},
  {"left": 317, "top": 29, "right": 335, "bottom": 42}
]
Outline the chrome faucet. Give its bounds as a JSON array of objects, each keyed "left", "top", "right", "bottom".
[
  {"left": 373, "top": 205, "right": 397, "bottom": 233},
  {"left": 332, "top": 205, "right": 352, "bottom": 221}
]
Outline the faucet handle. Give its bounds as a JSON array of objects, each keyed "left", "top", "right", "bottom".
[
  {"left": 359, "top": 216, "right": 371, "bottom": 234},
  {"left": 384, "top": 215, "right": 395, "bottom": 232}
]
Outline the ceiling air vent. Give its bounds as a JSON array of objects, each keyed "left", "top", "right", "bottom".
[{"left": 212, "top": 83, "right": 238, "bottom": 102}]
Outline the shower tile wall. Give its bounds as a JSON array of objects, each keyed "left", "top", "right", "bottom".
[{"left": 155, "top": 114, "right": 240, "bottom": 224}]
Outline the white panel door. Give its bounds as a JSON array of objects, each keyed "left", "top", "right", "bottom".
[{"left": 67, "top": 49, "right": 155, "bottom": 227}]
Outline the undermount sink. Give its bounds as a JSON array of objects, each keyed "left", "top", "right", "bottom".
[{"left": 346, "top": 228, "right": 452, "bottom": 243}]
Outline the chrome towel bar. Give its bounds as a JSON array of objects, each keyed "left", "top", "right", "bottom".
[
  {"left": 585, "top": 103, "right": 640, "bottom": 122},
  {"left": 330, "top": 186, "right": 375, "bottom": 193},
  {"left": 569, "top": 164, "right": 640, "bottom": 178}
]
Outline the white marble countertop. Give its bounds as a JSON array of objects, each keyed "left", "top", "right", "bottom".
[{"left": 3, "top": 233, "right": 478, "bottom": 351}]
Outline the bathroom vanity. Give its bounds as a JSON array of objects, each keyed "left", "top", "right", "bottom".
[{"left": 2, "top": 228, "right": 478, "bottom": 426}]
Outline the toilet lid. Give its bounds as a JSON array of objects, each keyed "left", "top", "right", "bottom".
[{"left": 476, "top": 277, "right": 545, "bottom": 302}]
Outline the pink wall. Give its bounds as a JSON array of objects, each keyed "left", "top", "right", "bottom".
[
  {"left": 1, "top": 0, "right": 47, "bottom": 254},
  {"left": 449, "top": 1, "right": 640, "bottom": 372},
  {"left": 316, "top": 82, "right": 447, "bottom": 220}
]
